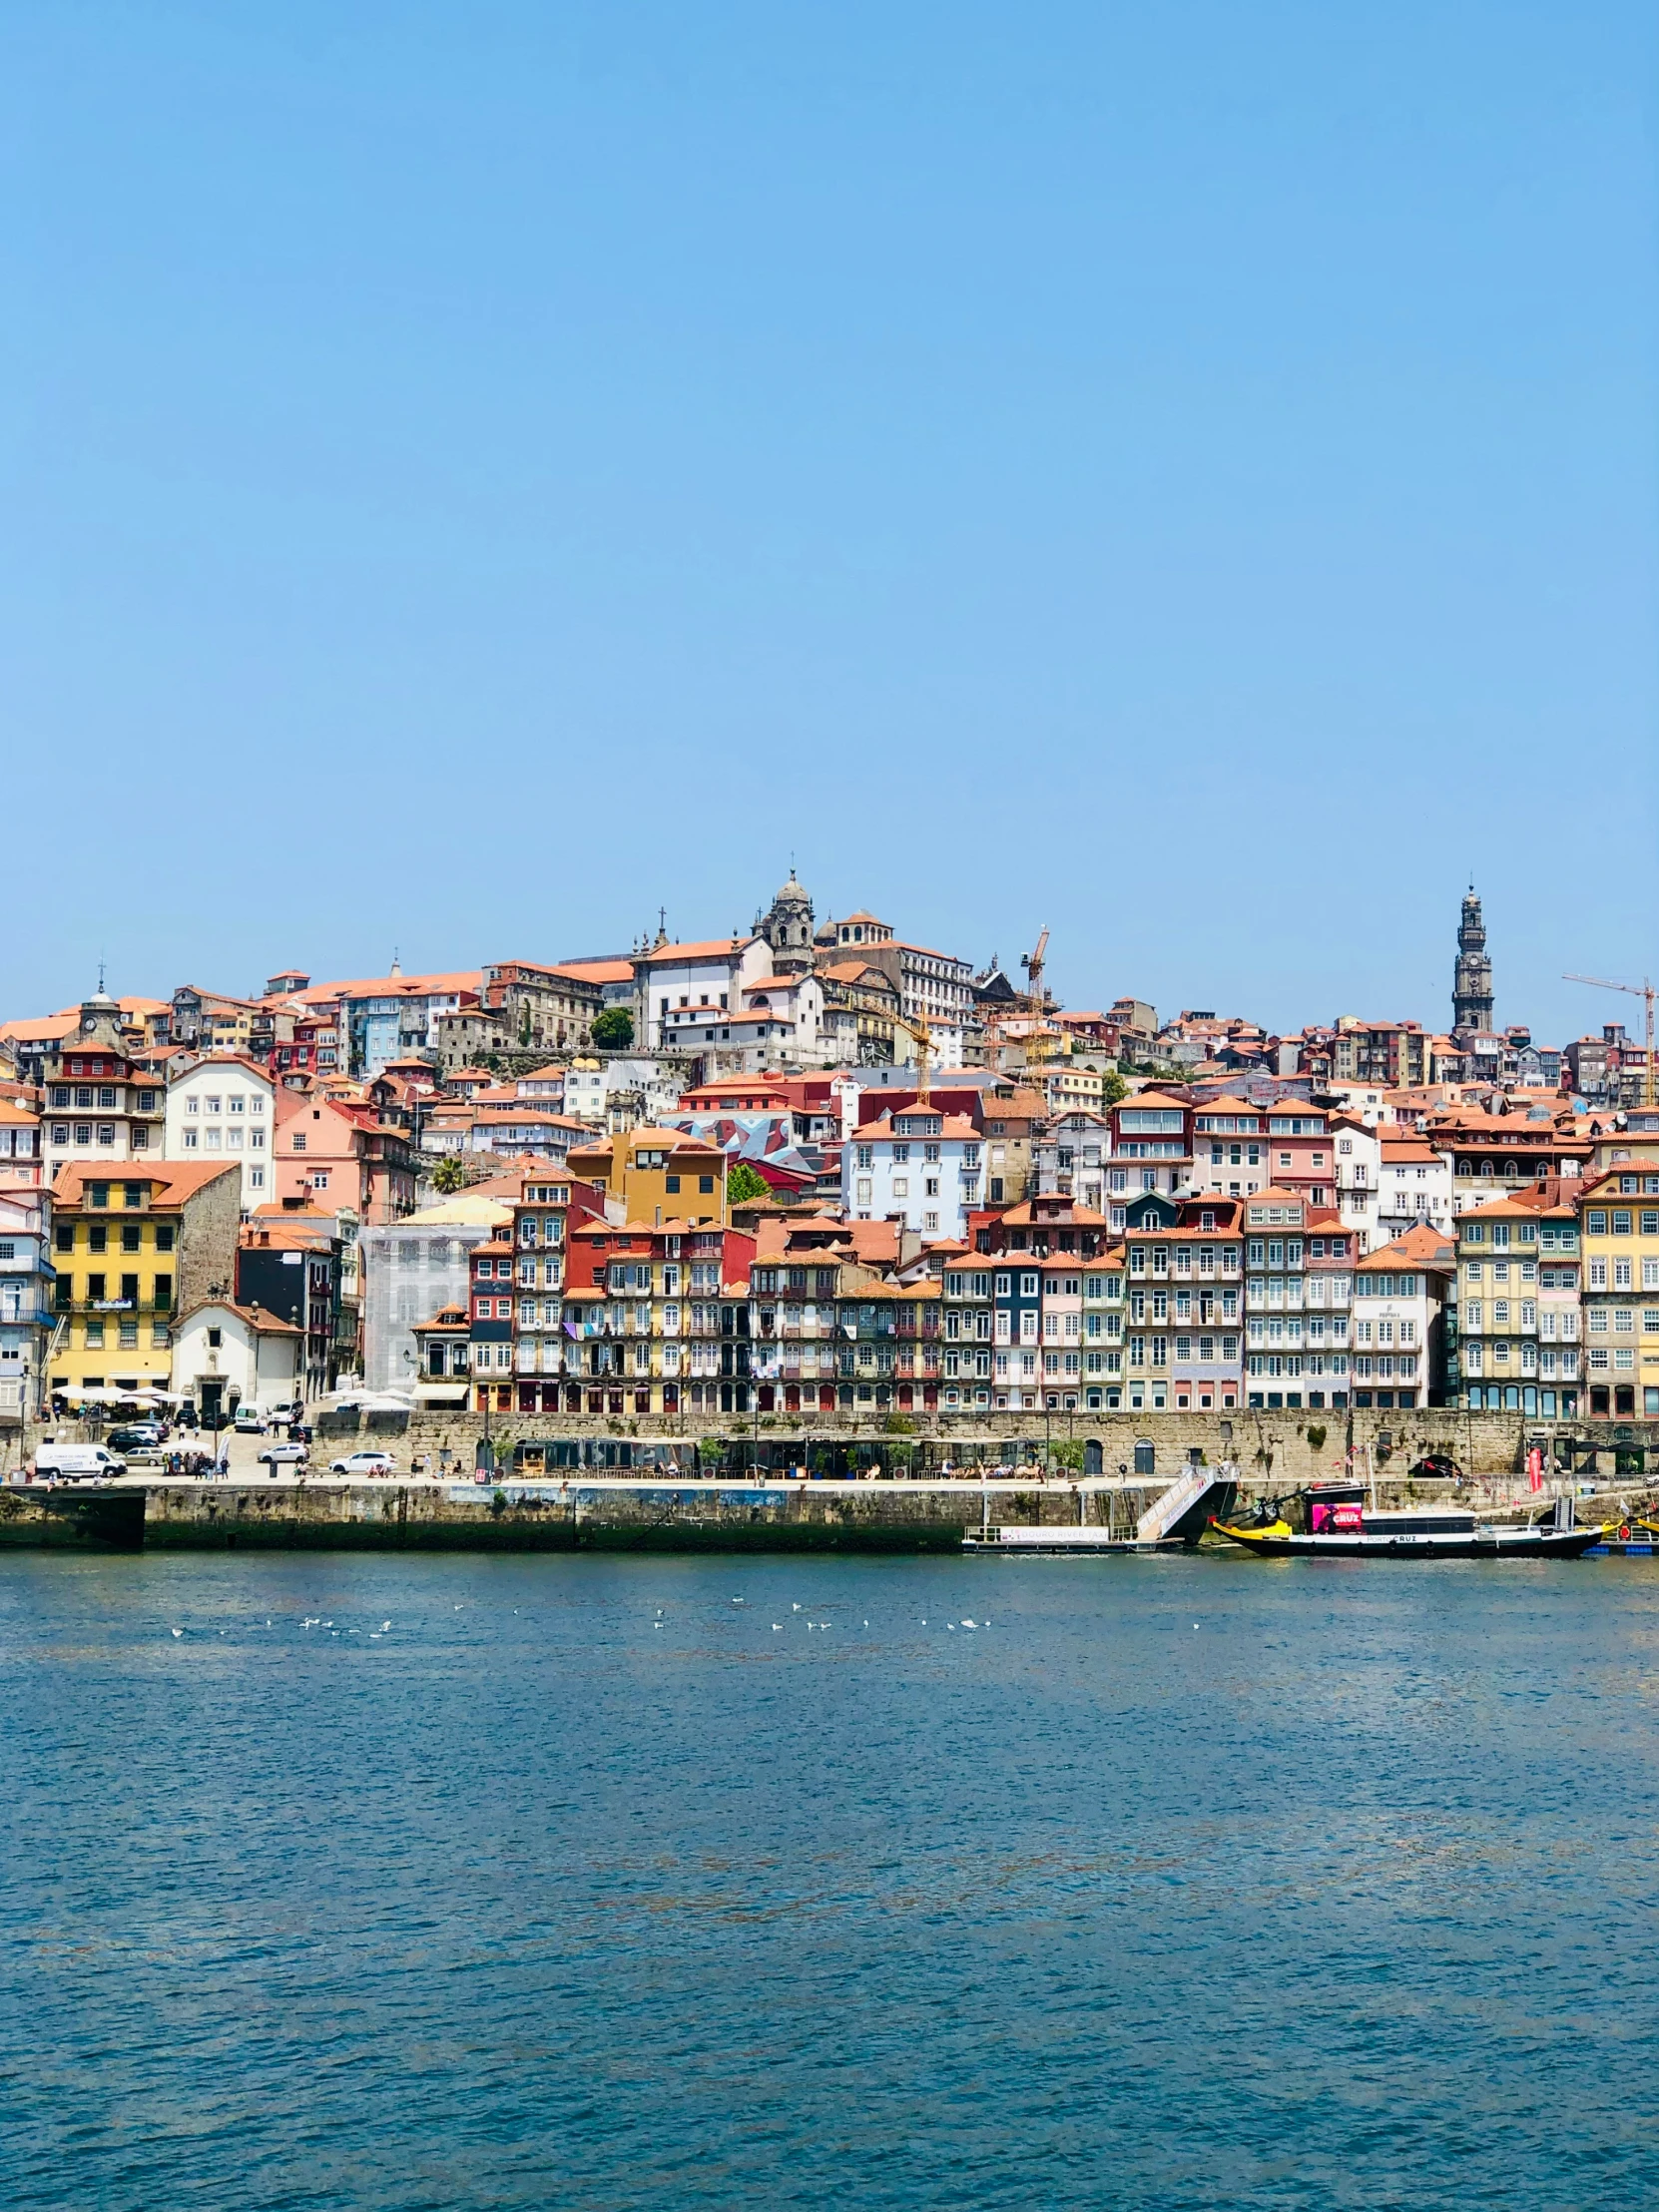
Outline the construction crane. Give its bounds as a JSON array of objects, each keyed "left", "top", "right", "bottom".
[
  {"left": 889, "top": 1009, "right": 933, "bottom": 1110},
  {"left": 1564, "top": 973, "right": 1656, "bottom": 1108},
  {"left": 1021, "top": 924, "right": 1050, "bottom": 1012}
]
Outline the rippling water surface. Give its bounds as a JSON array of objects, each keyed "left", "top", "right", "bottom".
[{"left": 4, "top": 1550, "right": 1659, "bottom": 2209}]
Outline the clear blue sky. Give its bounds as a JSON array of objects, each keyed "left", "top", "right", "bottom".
[{"left": 4, "top": 1, "right": 1654, "bottom": 1044}]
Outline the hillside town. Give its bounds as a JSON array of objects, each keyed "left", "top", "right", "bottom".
[{"left": 1, "top": 879, "right": 1655, "bottom": 1437}]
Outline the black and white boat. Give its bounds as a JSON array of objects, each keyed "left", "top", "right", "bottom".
[{"left": 1214, "top": 1488, "right": 1605, "bottom": 1561}]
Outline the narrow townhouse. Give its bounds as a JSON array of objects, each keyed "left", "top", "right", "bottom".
[
  {"left": 843, "top": 1107, "right": 983, "bottom": 1239},
  {"left": 1331, "top": 1114, "right": 1383, "bottom": 1252},
  {"left": 1034, "top": 1110, "right": 1112, "bottom": 1212},
  {"left": 509, "top": 1169, "right": 606, "bottom": 1412},
  {"left": 1081, "top": 1246, "right": 1128, "bottom": 1410},
  {"left": 1534, "top": 1195, "right": 1582, "bottom": 1419},
  {"left": 939, "top": 1256, "right": 995, "bottom": 1410},
  {"left": 1105, "top": 1090, "right": 1195, "bottom": 1223},
  {"left": 1350, "top": 1221, "right": 1456, "bottom": 1409},
  {"left": 1242, "top": 1185, "right": 1353, "bottom": 1411},
  {"left": 1191, "top": 1100, "right": 1269, "bottom": 1202},
  {"left": 1376, "top": 1130, "right": 1455, "bottom": 1244},
  {"left": 1577, "top": 1166, "right": 1659, "bottom": 1420},
  {"left": 747, "top": 1245, "right": 856, "bottom": 1414},
  {"left": 1456, "top": 1189, "right": 1550, "bottom": 1413},
  {"left": 1121, "top": 1192, "right": 1247, "bottom": 1414}
]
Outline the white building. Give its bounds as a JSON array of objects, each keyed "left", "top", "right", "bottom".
[
  {"left": 164, "top": 1055, "right": 276, "bottom": 1213},
  {"left": 737, "top": 972, "right": 829, "bottom": 1064},
  {"left": 637, "top": 937, "right": 775, "bottom": 1051},
  {"left": 1331, "top": 1115, "right": 1383, "bottom": 1251},
  {"left": 1351, "top": 1222, "right": 1456, "bottom": 1409},
  {"left": 563, "top": 1058, "right": 689, "bottom": 1128},
  {"left": 171, "top": 1300, "right": 301, "bottom": 1423},
  {"left": 1376, "top": 1133, "right": 1455, "bottom": 1246},
  {"left": 843, "top": 1109, "right": 982, "bottom": 1240}
]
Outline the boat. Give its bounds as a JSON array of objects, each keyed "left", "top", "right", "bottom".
[{"left": 1213, "top": 1490, "right": 1606, "bottom": 1561}]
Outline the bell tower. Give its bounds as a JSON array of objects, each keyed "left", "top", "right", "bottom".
[
  {"left": 1452, "top": 888, "right": 1494, "bottom": 1034},
  {"left": 757, "top": 868, "right": 817, "bottom": 976}
]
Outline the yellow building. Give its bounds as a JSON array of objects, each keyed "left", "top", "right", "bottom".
[
  {"left": 1577, "top": 1166, "right": 1659, "bottom": 1420},
  {"left": 565, "top": 1127, "right": 729, "bottom": 1227},
  {"left": 49, "top": 1161, "right": 243, "bottom": 1403}
]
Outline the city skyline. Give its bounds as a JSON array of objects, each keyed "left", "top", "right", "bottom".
[{"left": 4, "top": 3, "right": 1654, "bottom": 1040}]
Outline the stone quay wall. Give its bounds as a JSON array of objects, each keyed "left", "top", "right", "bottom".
[{"left": 342, "top": 1408, "right": 1654, "bottom": 1488}]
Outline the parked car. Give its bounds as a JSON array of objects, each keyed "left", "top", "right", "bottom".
[
  {"left": 258, "top": 1441, "right": 309, "bottom": 1466},
  {"left": 232, "top": 1407, "right": 268, "bottom": 1434},
  {"left": 34, "top": 1443, "right": 127, "bottom": 1481},
  {"left": 107, "top": 1423, "right": 166, "bottom": 1454},
  {"left": 328, "top": 1449, "right": 397, "bottom": 1476}
]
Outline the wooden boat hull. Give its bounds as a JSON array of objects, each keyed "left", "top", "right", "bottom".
[{"left": 1214, "top": 1519, "right": 1607, "bottom": 1561}]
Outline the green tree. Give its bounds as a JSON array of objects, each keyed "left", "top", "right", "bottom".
[
  {"left": 1101, "top": 1067, "right": 1129, "bottom": 1104},
  {"left": 518, "top": 1001, "right": 533, "bottom": 1047},
  {"left": 431, "top": 1154, "right": 466, "bottom": 1195},
  {"left": 591, "top": 1007, "right": 634, "bottom": 1051},
  {"left": 726, "top": 1161, "right": 770, "bottom": 1205}
]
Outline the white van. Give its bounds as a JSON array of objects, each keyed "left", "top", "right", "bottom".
[{"left": 34, "top": 1442, "right": 128, "bottom": 1482}]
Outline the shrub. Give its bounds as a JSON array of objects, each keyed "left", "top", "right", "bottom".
[{"left": 591, "top": 1008, "right": 634, "bottom": 1051}]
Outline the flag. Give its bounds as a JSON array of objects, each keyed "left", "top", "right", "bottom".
[{"left": 1527, "top": 1446, "right": 1543, "bottom": 1492}]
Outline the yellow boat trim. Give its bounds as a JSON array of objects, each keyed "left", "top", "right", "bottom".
[{"left": 1214, "top": 1519, "right": 1294, "bottom": 1542}]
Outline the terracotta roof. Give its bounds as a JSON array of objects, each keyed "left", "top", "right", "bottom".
[
  {"left": 0, "top": 1014, "right": 80, "bottom": 1045},
  {"left": 52, "top": 1159, "right": 242, "bottom": 1205},
  {"left": 176, "top": 1298, "right": 301, "bottom": 1334},
  {"left": 1357, "top": 1221, "right": 1456, "bottom": 1271},
  {"left": 994, "top": 1198, "right": 1111, "bottom": 1228},
  {"left": 857, "top": 1110, "right": 980, "bottom": 1139},
  {"left": 638, "top": 938, "right": 754, "bottom": 965},
  {"left": 293, "top": 970, "right": 482, "bottom": 1005},
  {"left": 551, "top": 958, "right": 636, "bottom": 986}
]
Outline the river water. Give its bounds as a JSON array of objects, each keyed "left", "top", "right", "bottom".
[{"left": 4, "top": 1549, "right": 1658, "bottom": 2210}]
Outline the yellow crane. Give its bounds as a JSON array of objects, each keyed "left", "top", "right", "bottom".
[
  {"left": 1564, "top": 972, "right": 1656, "bottom": 1108},
  {"left": 889, "top": 1009, "right": 933, "bottom": 1110},
  {"left": 1021, "top": 924, "right": 1050, "bottom": 1012}
]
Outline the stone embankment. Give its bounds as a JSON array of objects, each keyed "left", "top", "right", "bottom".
[
  {"left": 1, "top": 1460, "right": 1650, "bottom": 1554},
  {"left": 346, "top": 1407, "right": 1654, "bottom": 1487}
]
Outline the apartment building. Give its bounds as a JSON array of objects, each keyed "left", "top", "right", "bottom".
[
  {"left": 1242, "top": 1186, "right": 1354, "bottom": 1411},
  {"left": 843, "top": 1109, "right": 981, "bottom": 1238},
  {"left": 1034, "top": 1110, "right": 1111, "bottom": 1212},
  {"left": 0, "top": 1101, "right": 44, "bottom": 1190},
  {"left": 40, "top": 989, "right": 167, "bottom": 1181},
  {"left": 1578, "top": 1167, "right": 1659, "bottom": 1419},
  {"left": 1376, "top": 1132, "right": 1454, "bottom": 1244},
  {"left": 0, "top": 1187, "right": 53, "bottom": 1426},
  {"left": 1456, "top": 1190, "right": 1551, "bottom": 1414},
  {"left": 1351, "top": 1222, "right": 1455, "bottom": 1409},
  {"left": 1121, "top": 1192, "right": 1246, "bottom": 1414},
  {"left": 47, "top": 1161, "right": 241, "bottom": 1402},
  {"left": 562, "top": 1219, "right": 756, "bottom": 1417},
  {"left": 164, "top": 1055, "right": 276, "bottom": 1211},
  {"left": 1105, "top": 1091, "right": 1195, "bottom": 1221}
]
